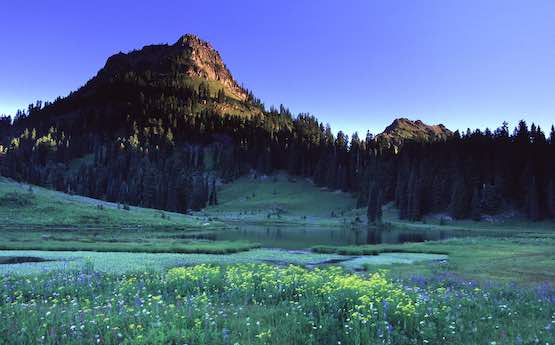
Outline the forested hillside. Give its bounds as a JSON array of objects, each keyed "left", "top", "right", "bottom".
[
  {"left": 0, "top": 34, "right": 554, "bottom": 221},
  {"left": 367, "top": 122, "right": 555, "bottom": 222}
]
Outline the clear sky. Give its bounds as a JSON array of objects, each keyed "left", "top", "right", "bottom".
[{"left": 1, "top": 0, "right": 554, "bottom": 135}]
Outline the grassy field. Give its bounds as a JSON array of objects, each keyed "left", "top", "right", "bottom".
[
  {"left": 1, "top": 263, "right": 553, "bottom": 345},
  {"left": 0, "top": 177, "right": 213, "bottom": 228},
  {"left": 205, "top": 172, "right": 358, "bottom": 225}
]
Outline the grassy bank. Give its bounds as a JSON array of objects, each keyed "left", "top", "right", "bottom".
[
  {"left": 0, "top": 239, "right": 259, "bottom": 254},
  {"left": 380, "top": 202, "right": 555, "bottom": 235},
  {"left": 313, "top": 237, "right": 555, "bottom": 284},
  {"left": 1, "top": 264, "right": 553, "bottom": 345},
  {"left": 0, "top": 177, "right": 265, "bottom": 254},
  {"left": 0, "top": 223, "right": 258, "bottom": 254}
]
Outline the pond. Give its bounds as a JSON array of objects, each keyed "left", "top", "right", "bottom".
[{"left": 212, "top": 222, "right": 477, "bottom": 250}]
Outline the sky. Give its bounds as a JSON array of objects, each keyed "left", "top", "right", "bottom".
[{"left": 1, "top": 0, "right": 555, "bottom": 135}]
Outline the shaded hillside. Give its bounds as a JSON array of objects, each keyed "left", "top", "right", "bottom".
[
  {"left": 0, "top": 34, "right": 278, "bottom": 212},
  {"left": 366, "top": 122, "right": 555, "bottom": 222},
  {"left": 0, "top": 34, "right": 368, "bottom": 212}
]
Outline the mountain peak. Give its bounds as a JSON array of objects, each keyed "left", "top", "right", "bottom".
[
  {"left": 173, "top": 33, "right": 217, "bottom": 56},
  {"left": 379, "top": 118, "right": 452, "bottom": 146},
  {"left": 96, "top": 34, "right": 248, "bottom": 102},
  {"left": 172, "top": 34, "right": 247, "bottom": 101},
  {"left": 174, "top": 33, "right": 204, "bottom": 45}
]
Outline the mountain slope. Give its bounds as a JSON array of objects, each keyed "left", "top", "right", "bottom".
[
  {"left": 12, "top": 34, "right": 263, "bottom": 136},
  {"left": 0, "top": 34, "right": 294, "bottom": 213}
]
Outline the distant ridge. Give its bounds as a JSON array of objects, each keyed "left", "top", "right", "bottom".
[{"left": 377, "top": 118, "right": 452, "bottom": 146}]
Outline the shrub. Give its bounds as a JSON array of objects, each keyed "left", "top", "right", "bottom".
[{"left": 0, "top": 192, "right": 35, "bottom": 207}]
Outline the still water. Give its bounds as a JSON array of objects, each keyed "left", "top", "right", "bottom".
[{"left": 212, "top": 223, "right": 474, "bottom": 250}]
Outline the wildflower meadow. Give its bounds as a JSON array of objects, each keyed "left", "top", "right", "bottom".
[{"left": 1, "top": 263, "right": 553, "bottom": 344}]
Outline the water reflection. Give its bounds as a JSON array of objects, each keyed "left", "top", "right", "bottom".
[{"left": 212, "top": 223, "right": 472, "bottom": 250}]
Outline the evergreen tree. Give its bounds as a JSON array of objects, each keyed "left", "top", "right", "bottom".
[
  {"left": 376, "top": 187, "right": 383, "bottom": 222},
  {"left": 367, "top": 183, "right": 382, "bottom": 224},
  {"left": 407, "top": 169, "right": 422, "bottom": 221},
  {"left": 449, "top": 176, "right": 470, "bottom": 219},
  {"left": 480, "top": 184, "right": 502, "bottom": 214},
  {"left": 217, "top": 89, "right": 225, "bottom": 103},
  {"left": 547, "top": 179, "right": 555, "bottom": 219},
  {"left": 527, "top": 176, "right": 541, "bottom": 221},
  {"left": 470, "top": 187, "right": 481, "bottom": 221}
]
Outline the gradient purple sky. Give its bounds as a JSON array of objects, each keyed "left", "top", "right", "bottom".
[{"left": 1, "top": 0, "right": 554, "bottom": 135}]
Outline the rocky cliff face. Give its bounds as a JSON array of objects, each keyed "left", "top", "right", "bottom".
[
  {"left": 95, "top": 34, "right": 248, "bottom": 101},
  {"left": 175, "top": 34, "right": 247, "bottom": 101}
]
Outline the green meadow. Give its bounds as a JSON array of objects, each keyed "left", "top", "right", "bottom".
[
  {"left": 205, "top": 172, "right": 358, "bottom": 226},
  {"left": 1, "top": 174, "right": 555, "bottom": 344},
  {"left": 0, "top": 177, "right": 210, "bottom": 228}
]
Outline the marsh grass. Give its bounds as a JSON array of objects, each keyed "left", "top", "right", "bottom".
[
  {"left": 313, "top": 238, "right": 555, "bottom": 284},
  {"left": 0, "top": 224, "right": 257, "bottom": 254},
  {"left": 0, "top": 249, "right": 346, "bottom": 275}
]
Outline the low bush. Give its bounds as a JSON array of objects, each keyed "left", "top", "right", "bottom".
[{"left": 0, "top": 192, "right": 35, "bottom": 207}]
